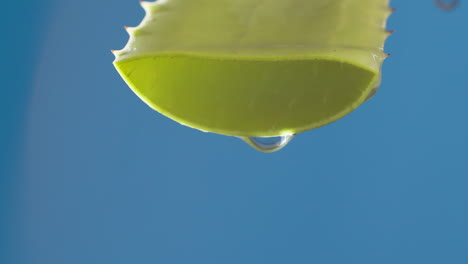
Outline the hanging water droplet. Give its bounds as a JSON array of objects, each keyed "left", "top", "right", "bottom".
[{"left": 240, "top": 134, "right": 295, "bottom": 153}]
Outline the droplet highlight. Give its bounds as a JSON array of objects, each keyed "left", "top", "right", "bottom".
[{"left": 240, "top": 134, "right": 295, "bottom": 153}]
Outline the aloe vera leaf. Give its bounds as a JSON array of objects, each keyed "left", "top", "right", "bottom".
[{"left": 113, "top": 0, "right": 392, "bottom": 137}]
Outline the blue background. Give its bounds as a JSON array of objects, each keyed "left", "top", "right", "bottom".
[{"left": 2, "top": 1, "right": 468, "bottom": 263}]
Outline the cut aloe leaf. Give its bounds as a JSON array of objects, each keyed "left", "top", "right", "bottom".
[{"left": 113, "top": 0, "right": 392, "bottom": 137}]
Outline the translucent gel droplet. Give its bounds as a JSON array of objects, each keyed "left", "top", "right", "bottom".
[
  {"left": 240, "top": 134, "right": 295, "bottom": 153},
  {"left": 365, "top": 73, "right": 381, "bottom": 102}
]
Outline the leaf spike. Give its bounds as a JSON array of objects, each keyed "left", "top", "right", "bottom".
[{"left": 140, "top": 1, "right": 151, "bottom": 8}]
